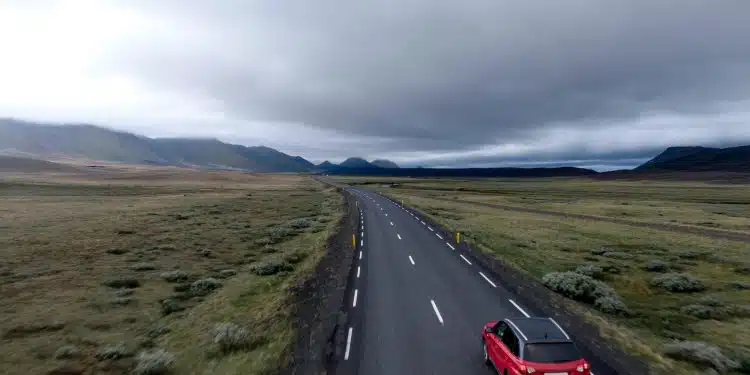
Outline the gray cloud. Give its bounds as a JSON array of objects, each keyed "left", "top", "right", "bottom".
[{"left": 4, "top": 1, "right": 750, "bottom": 168}]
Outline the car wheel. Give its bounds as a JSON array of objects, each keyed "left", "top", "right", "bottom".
[{"left": 482, "top": 341, "right": 491, "bottom": 366}]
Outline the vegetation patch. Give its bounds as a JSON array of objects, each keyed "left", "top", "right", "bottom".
[{"left": 650, "top": 273, "right": 706, "bottom": 293}]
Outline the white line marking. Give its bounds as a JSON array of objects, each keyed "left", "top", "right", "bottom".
[
  {"left": 357, "top": 266, "right": 361, "bottom": 278},
  {"left": 359, "top": 251, "right": 362, "bottom": 259},
  {"left": 430, "top": 300, "right": 444, "bottom": 325},
  {"left": 352, "top": 289, "right": 358, "bottom": 307},
  {"left": 436, "top": 233, "right": 443, "bottom": 239},
  {"left": 409, "top": 255, "right": 415, "bottom": 265},
  {"left": 344, "top": 327, "right": 353, "bottom": 360},
  {"left": 479, "top": 272, "right": 497, "bottom": 288},
  {"left": 446, "top": 243, "right": 455, "bottom": 250},
  {"left": 509, "top": 299, "right": 530, "bottom": 318},
  {"left": 385, "top": 213, "right": 388, "bottom": 217},
  {"left": 548, "top": 317, "right": 570, "bottom": 339},
  {"left": 420, "top": 221, "right": 425, "bottom": 225},
  {"left": 397, "top": 234, "right": 402, "bottom": 240},
  {"left": 390, "top": 221, "right": 394, "bottom": 226},
  {"left": 459, "top": 254, "right": 472, "bottom": 265},
  {"left": 428, "top": 226, "right": 434, "bottom": 232},
  {"left": 360, "top": 239, "right": 363, "bottom": 247},
  {"left": 361, "top": 231, "right": 364, "bottom": 237}
]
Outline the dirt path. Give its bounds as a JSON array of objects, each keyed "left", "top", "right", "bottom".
[{"left": 429, "top": 196, "right": 750, "bottom": 243}]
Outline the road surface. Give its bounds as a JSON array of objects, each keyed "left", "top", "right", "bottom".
[{"left": 335, "top": 186, "right": 609, "bottom": 375}]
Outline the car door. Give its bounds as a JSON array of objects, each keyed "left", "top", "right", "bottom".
[
  {"left": 500, "top": 325, "right": 521, "bottom": 373},
  {"left": 488, "top": 322, "right": 509, "bottom": 368}
]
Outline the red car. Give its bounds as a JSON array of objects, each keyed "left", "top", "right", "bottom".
[{"left": 481, "top": 317, "right": 591, "bottom": 374}]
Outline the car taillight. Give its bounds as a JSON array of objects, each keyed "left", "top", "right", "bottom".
[{"left": 577, "top": 362, "right": 590, "bottom": 372}]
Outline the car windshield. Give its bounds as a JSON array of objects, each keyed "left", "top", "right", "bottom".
[{"left": 523, "top": 342, "right": 581, "bottom": 363}]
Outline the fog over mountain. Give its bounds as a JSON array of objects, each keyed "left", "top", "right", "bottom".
[{"left": 1, "top": 1, "right": 749, "bottom": 169}]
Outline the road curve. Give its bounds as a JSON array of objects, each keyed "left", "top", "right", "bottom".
[{"left": 334, "top": 186, "right": 613, "bottom": 375}]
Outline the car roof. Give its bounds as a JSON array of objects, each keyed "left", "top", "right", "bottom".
[{"left": 504, "top": 317, "right": 571, "bottom": 343}]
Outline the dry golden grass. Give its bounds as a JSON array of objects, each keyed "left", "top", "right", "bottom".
[
  {"left": 1, "top": 170, "right": 342, "bottom": 375},
  {"left": 339, "top": 177, "right": 750, "bottom": 375}
]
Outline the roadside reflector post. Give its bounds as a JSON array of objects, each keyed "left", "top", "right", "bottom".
[
  {"left": 352, "top": 234, "right": 356, "bottom": 248},
  {"left": 456, "top": 232, "right": 461, "bottom": 243}
]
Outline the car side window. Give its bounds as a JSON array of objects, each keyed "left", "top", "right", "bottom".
[
  {"left": 501, "top": 328, "right": 520, "bottom": 357},
  {"left": 494, "top": 322, "right": 508, "bottom": 337}
]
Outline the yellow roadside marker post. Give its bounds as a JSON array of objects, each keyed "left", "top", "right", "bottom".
[
  {"left": 352, "top": 234, "right": 356, "bottom": 248},
  {"left": 456, "top": 232, "right": 461, "bottom": 243}
]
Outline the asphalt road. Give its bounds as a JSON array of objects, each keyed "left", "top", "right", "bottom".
[{"left": 335, "top": 187, "right": 576, "bottom": 375}]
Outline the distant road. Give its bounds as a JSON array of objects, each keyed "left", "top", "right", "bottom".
[{"left": 334, "top": 185, "right": 614, "bottom": 375}]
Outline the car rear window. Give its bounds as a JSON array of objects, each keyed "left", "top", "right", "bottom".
[{"left": 523, "top": 342, "right": 581, "bottom": 363}]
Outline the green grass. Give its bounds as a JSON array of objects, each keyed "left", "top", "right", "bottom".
[
  {"left": 336, "top": 176, "right": 750, "bottom": 375},
  {"left": 0, "top": 172, "right": 342, "bottom": 375}
]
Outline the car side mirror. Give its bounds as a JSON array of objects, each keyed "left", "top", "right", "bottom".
[{"left": 484, "top": 327, "right": 493, "bottom": 333}]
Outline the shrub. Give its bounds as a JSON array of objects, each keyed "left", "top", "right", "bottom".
[
  {"left": 115, "top": 289, "right": 135, "bottom": 297},
  {"left": 213, "top": 323, "right": 248, "bottom": 353},
  {"left": 542, "top": 272, "right": 626, "bottom": 314},
  {"left": 644, "top": 260, "right": 670, "bottom": 272},
  {"left": 698, "top": 296, "right": 724, "bottom": 307},
  {"left": 95, "top": 344, "right": 130, "bottom": 361},
  {"left": 593, "top": 295, "right": 629, "bottom": 315},
  {"left": 650, "top": 273, "right": 706, "bottom": 293},
  {"left": 573, "top": 264, "right": 605, "bottom": 279},
  {"left": 216, "top": 269, "right": 237, "bottom": 279},
  {"left": 590, "top": 248, "right": 609, "bottom": 255},
  {"left": 130, "top": 263, "right": 157, "bottom": 271},
  {"left": 681, "top": 304, "right": 725, "bottom": 320},
  {"left": 146, "top": 324, "right": 170, "bottom": 339},
  {"left": 190, "top": 278, "right": 222, "bottom": 296},
  {"left": 133, "top": 349, "right": 175, "bottom": 375},
  {"left": 54, "top": 345, "right": 79, "bottom": 359},
  {"left": 160, "top": 270, "right": 189, "bottom": 283},
  {"left": 160, "top": 298, "right": 185, "bottom": 316},
  {"left": 198, "top": 249, "right": 213, "bottom": 257},
  {"left": 249, "top": 260, "right": 294, "bottom": 276},
  {"left": 663, "top": 341, "right": 738, "bottom": 373},
  {"left": 173, "top": 283, "right": 191, "bottom": 293},
  {"left": 106, "top": 248, "right": 128, "bottom": 255},
  {"left": 735, "top": 266, "right": 750, "bottom": 275},
  {"left": 728, "top": 282, "right": 750, "bottom": 290},
  {"left": 103, "top": 278, "right": 140, "bottom": 289}
]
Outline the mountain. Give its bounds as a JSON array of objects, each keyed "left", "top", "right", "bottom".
[
  {"left": 319, "top": 166, "right": 597, "bottom": 178},
  {"left": 338, "top": 157, "right": 377, "bottom": 169},
  {"left": 637, "top": 145, "right": 750, "bottom": 172},
  {"left": 316, "top": 161, "right": 336, "bottom": 169},
  {"left": 0, "top": 155, "right": 83, "bottom": 173},
  {"left": 0, "top": 118, "right": 314, "bottom": 172},
  {"left": 370, "top": 159, "right": 400, "bottom": 169}
]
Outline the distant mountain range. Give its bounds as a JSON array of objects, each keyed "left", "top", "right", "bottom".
[
  {"left": 636, "top": 146, "right": 750, "bottom": 172},
  {"left": 0, "top": 118, "right": 402, "bottom": 173},
  {"left": 2, "top": 118, "right": 746, "bottom": 176}
]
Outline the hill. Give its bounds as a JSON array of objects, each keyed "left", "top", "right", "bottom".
[
  {"left": 370, "top": 159, "right": 400, "bottom": 168},
  {"left": 338, "top": 157, "right": 377, "bottom": 169},
  {"left": 637, "top": 145, "right": 750, "bottom": 172},
  {"left": 0, "top": 119, "right": 314, "bottom": 172},
  {"left": 0, "top": 155, "right": 82, "bottom": 173}
]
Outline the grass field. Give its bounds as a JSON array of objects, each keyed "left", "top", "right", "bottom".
[
  {"left": 1, "top": 168, "right": 342, "bottom": 375},
  {"left": 336, "top": 176, "right": 750, "bottom": 375}
]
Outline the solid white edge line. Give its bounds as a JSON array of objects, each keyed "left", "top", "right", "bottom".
[
  {"left": 359, "top": 251, "right": 362, "bottom": 259},
  {"left": 397, "top": 234, "right": 402, "bottom": 240},
  {"left": 459, "top": 254, "right": 472, "bottom": 265},
  {"left": 420, "top": 221, "right": 425, "bottom": 225},
  {"left": 509, "top": 299, "right": 530, "bottom": 318},
  {"left": 446, "top": 243, "right": 455, "bottom": 250},
  {"left": 436, "top": 233, "right": 443, "bottom": 239},
  {"left": 409, "top": 255, "right": 415, "bottom": 265},
  {"left": 356, "top": 266, "right": 360, "bottom": 278},
  {"left": 390, "top": 221, "right": 394, "bottom": 226},
  {"left": 430, "top": 300, "right": 444, "bottom": 325},
  {"left": 352, "top": 289, "right": 358, "bottom": 307},
  {"left": 344, "top": 327, "right": 353, "bottom": 360},
  {"left": 360, "top": 239, "right": 363, "bottom": 247},
  {"left": 479, "top": 272, "right": 497, "bottom": 288},
  {"left": 428, "top": 226, "right": 434, "bottom": 231}
]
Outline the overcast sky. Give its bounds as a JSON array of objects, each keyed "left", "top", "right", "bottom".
[{"left": 1, "top": 1, "right": 749, "bottom": 169}]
